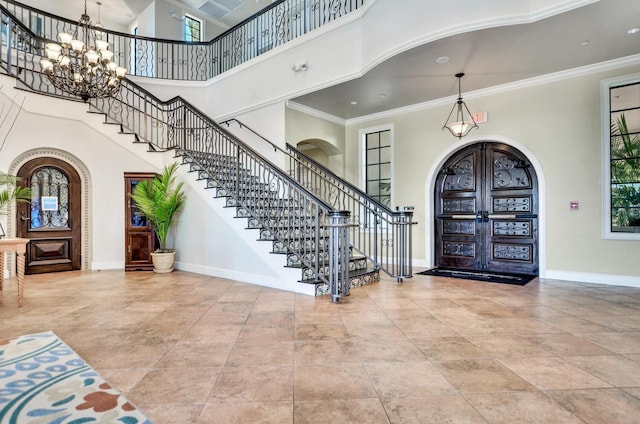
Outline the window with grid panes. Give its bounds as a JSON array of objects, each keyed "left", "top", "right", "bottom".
[
  {"left": 184, "top": 15, "right": 202, "bottom": 42},
  {"left": 603, "top": 75, "right": 640, "bottom": 238},
  {"left": 364, "top": 129, "right": 392, "bottom": 207}
]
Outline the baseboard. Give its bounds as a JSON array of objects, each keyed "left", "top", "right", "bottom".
[
  {"left": 90, "top": 261, "right": 124, "bottom": 271},
  {"left": 174, "top": 261, "right": 317, "bottom": 296},
  {"left": 542, "top": 270, "right": 640, "bottom": 288}
]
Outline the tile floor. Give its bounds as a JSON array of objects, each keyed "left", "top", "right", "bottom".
[{"left": 2, "top": 270, "right": 640, "bottom": 423}]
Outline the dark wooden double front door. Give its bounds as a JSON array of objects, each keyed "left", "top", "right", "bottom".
[{"left": 435, "top": 142, "right": 539, "bottom": 275}]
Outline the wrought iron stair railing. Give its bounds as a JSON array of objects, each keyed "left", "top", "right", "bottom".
[
  {"left": 0, "top": 0, "right": 367, "bottom": 81},
  {"left": 222, "top": 118, "right": 415, "bottom": 281},
  {"left": 0, "top": 5, "right": 402, "bottom": 294},
  {"left": 0, "top": 4, "right": 367, "bottom": 298}
]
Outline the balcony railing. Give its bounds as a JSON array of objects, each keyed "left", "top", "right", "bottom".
[{"left": 0, "top": 0, "right": 366, "bottom": 81}]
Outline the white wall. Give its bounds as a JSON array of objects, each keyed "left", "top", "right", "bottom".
[
  {"left": 343, "top": 63, "right": 640, "bottom": 285},
  {"left": 0, "top": 77, "right": 310, "bottom": 292}
]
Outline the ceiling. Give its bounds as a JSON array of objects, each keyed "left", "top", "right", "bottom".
[
  {"left": 14, "top": 0, "right": 640, "bottom": 120},
  {"left": 291, "top": 0, "right": 640, "bottom": 120}
]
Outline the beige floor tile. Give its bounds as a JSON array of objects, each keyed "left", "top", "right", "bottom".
[
  {"left": 498, "top": 356, "right": 611, "bottom": 390},
  {"left": 433, "top": 359, "right": 536, "bottom": 393},
  {"left": 180, "top": 323, "right": 244, "bottom": 344},
  {"left": 99, "top": 368, "right": 150, "bottom": 394},
  {"left": 74, "top": 343, "right": 172, "bottom": 369},
  {"left": 294, "top": 364, "right": 377, "bottom": 400},
  {"left": 382, "top": 395, "right": 486, "bottom": 424},
  {"left": 579, "top": 332, "right": 640, "bottom": 354},
  {"left": 199, "top": 401, "right": 293, "bottom": 423},
  {"left": 466, "top": 391, "right": 583, "bottom": 423},
  {"left": 294, "top": 339, "right": 359, "bottom": 365},
  {"left": 537, "top": 316, "right": 616, "bottom": 333},
  {"left": 364, "top": 361, "right": 457, "bottom": 398},
  {"left": 412, "top": 336, "right": 490, "bottom": 360},
  {"left": 522, "top": 333, "right": 614, "bottom": 356},
  {"left": 580, "top": 315, "right": 640, "bottom": 331},
  {"left": 350, "top": 338, "right": 427, "bottom": 362},
  {"left": 128, "top": 367, "right": 220, "bottom": 404},
  {"left": 225, "top": 340, "right": 294, "bottom": 366},
  {"left": 210, "top": 365, "right": 293, "bottom": 402},
  {"left": 155, "top": 342, "right": 233, "bottom": 368},
  {"left": 464, "top": 334, "right": 553, "bottom": 358},
  {"left": 388, "top": 315, "right": 461, "bottom": 338},
  {"left": 564, "top": 355, "right": 640, "bottom": 386},
  {"left": 294, "top": 322, "right": 349, "bottom": 341},
  {"left": 294, "top": 399, "right": 389, "bottom": 424},
  {"left": 142, "top": 404, "right": 205, "bottom": 424},
  {"left": 4, "top": 270, "right": 640, "bottom": 422},
  {"left": 548, "top": 388, "right": 640, "bottom": 424},
  {"left": 623, "top": 387, "right": 640, "bottom": 400}
]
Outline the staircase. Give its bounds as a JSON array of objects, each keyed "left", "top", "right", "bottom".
[
  {"left": 0, "top": 1, "right": 413, "bottom": 298},
  {"left": 175, "top": 149, "right": 379, "bottom": 295}
]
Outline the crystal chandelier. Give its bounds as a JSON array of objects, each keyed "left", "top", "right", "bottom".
[
  {"left": 39, "top": 0, "right": 126, "bottom": 102},
  {"left": 442, "top": 73, "right": 478, "bottom": 139}
]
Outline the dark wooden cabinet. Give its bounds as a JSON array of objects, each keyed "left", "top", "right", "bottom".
[{"left": 124, "top": 172, "right": 156, "bottom": 271}]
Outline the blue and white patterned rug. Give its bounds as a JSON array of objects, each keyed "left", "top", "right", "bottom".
[{"left": 0, "top": 331, "right": 152, "bottom": 424}]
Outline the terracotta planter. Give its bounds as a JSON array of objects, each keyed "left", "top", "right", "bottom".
[{"left": 151, "top": 251, "right": 175, "bottom": 273}]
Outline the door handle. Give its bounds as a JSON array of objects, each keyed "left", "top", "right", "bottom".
[
  {"left": 450, "top": 215, "right": 476, "bottom": 220},
  {"left": 488, "top": 214, "right": 516, "bottom": 219}
]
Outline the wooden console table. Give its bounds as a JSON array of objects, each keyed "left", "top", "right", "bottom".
[{"left": 0, "top": 238, "right": 29, "bottom": 307}]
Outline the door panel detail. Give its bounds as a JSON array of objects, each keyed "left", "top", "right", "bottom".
[
  {"left": 492, "top": 220, "right": 531, "bottom": 237},
  {"left": 443, "top": 242, "right": 476, "bottom": 257},
  {"left": 443, "top": 221, "right": 476, "bottom": 235},
  {"left": 493, "top": 196, "right": 531, "bottom": 212},
  {"left": 29, "top": 238, "right": 72, "bottom": 266},
  {"left": 443, "top": 198, "right": 476, "bottom": 213},
  {"left": 435, "top": 142, "right": 539, "bottom": 275},
  {"left": 492, "top": 243, "right": 532, "bottom": 261}
]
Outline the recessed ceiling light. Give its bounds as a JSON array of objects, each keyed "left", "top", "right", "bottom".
[
  {"left": 436, "top": 56, "right": 450, "bottom": 64},
  {"left": 580, "top": 40, "right": 590, "bottom": 47},
  {"left": 379, "top": 94, "right": 386, "bottom": 98},
  {"left": 628, "top": 27, "right": 640, "bottom": 35},
  {"left": 350, "top": 101, "right": 358, "bottom": 105}
]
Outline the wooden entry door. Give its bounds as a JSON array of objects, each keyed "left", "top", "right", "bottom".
[
  {"left": 16, "top": 158, "right": 81, "bottom": 274},
  {"left": 435, "top": 142, "right": 539, "bottom": 275}
]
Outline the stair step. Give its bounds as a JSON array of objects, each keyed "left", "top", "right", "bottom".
[{"left": 304, "top": 267, "right": 381, "bottom": 296}]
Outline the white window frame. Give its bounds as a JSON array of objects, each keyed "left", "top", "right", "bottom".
[
  {"left": 184, "top": 14, "right": 203, "bottom": 42},
  {"left": 601, "top": 72, "right": 640, "bottom": 240}
]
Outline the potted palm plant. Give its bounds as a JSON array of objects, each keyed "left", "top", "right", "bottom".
[
  {"left": 0, "top": 172, "right": 31, "bottom": 238},
  {"left": 130, "top": 163, "right": 186, "bottom": 272}
]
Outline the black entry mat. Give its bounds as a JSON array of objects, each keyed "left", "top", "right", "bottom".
[{"left": 417, "top": 267, "right": 537, "bottom": 286}]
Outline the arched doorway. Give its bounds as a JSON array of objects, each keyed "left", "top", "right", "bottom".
[
  {"left": 434, "top": 142, "right": 539, "bottom": 275},
  {"left": 16, "top": 157, "right": 81, "bottom": 274}
]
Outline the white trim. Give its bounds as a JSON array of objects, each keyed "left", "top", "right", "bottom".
[
  {"left": 543, "top": 270, "right": 640, "bottom": 288},
  {"left": 174, "top": 261, "right": 317, "bottom": 295},
  {"left": 424, "top": 135, "right": 547, "bottom": 277},
  {"left": 286, "top": 100, "right": 346, "bottom": 126},
  {"left": 91, "top": 261, "right": 123, "bottom": 270},
  {"left": 601, "top": 72, "right": 640, "bottom": 240}
]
